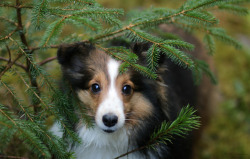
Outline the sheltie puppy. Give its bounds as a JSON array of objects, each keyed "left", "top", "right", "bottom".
[{"left": 54, "top": 28, "right": 215, "bottom": 159}]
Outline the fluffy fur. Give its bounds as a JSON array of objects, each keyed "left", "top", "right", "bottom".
[{"left": 55, "top": 28, "right": 215, "bottom": 159}]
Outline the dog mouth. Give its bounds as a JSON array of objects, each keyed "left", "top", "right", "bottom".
[{"left": 103, "top": 129, "right": 115, "bottom": 133}]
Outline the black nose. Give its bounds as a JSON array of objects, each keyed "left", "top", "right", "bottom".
[{"left": 102, "top": 113, "right": 118, "bottom": 127}]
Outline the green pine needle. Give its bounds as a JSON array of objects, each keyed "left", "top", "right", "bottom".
[
  {"left": 204, "top": 34, "right": 215, "bottom": 55},
  {"left": 208, "top": 28, "right": 242, "bottom": 49},
  {"left": 218, "top": 4, "right": 249, "bottom": 15},
  {"left": 159, "top": 44, "right": 195, "bottom": 70},
  {"left": 147, "top": 105, "right": 200, "bottom": 149}
]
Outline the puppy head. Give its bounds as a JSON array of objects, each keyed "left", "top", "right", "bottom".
[{"left": 57, "top": 42, "right": 164, "bottom": 133}]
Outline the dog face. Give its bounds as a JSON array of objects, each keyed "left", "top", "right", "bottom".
[{"left": 57, "top": 43, "right": 156, "bottom": 133}]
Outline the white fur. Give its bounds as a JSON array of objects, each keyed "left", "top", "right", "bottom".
[
  {"left": 95, "top": 59, "right": 125, "bottom": 132},
  {"left": 73, "top": 125, "right": 144, "bottom": 159}
]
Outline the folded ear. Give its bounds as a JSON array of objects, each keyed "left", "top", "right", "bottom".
[
  {"left": 57, "top": 42, "right": 95, "bottom": 89},
  {"left": 57, "top": 42, "right": 94, "bottom": 66}
]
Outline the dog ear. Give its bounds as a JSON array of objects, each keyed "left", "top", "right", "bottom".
[
  {"left": 57, "top": 42, "right": 95, "bottom": 89},
  {"left": 57, "top": 42, "right": 94, "bottom": 66}
]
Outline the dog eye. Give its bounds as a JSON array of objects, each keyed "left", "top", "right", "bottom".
[
  {"left": 122, "top": 85, "right": 132, "bottom": 95},
  {"left": 91, "top": 83, "right": 101, "bottom": 94}
]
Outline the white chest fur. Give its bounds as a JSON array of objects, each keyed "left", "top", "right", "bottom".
[{"left": 74, "top": 125, "right": 142, "bottom": 159}]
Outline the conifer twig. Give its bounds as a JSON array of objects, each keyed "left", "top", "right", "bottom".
[
  {"left": 0, "top": 108, "right": 47, "bottom": 157},
  {"left": 0, "top": 57, "right": 27, "bottom": 70},
  {"left": 0, "top": 53, "right": 23, "bottom": 79},
  {"left": 38, "top": 56, "right": 57, "bottom": 66},
  {"left": 16, "top": 0, "right": 41, "bottom": 113},
  {"left": 0, "top": 28, "right": 18, "bottom": 41},
  {"left": 0, "top": 16, "right": 18, "bottom": 26}
]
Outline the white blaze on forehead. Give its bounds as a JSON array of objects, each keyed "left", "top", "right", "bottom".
[
  {"left": 108, "top": 59, "right": 120, "bottom": 85},
  {"left": 95, "top": 59, "right": 125, "bottom": 131}
]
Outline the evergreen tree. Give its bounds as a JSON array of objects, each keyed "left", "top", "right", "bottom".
[{"left": 0, "top": 0, "right": 249, "bottom": 158}]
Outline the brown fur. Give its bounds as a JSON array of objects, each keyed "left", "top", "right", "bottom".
[{"left": 76, "top": 49, "right": 153, "bottom": 130}]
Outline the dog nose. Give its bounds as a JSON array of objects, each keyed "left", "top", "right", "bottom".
[{"left": 102, "top": 113, "right": 118, "bottom": 127}]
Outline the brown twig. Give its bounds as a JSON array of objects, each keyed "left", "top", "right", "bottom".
[
  {"left": 6, "top": 45, "right": 12, "bottom": 64},
  {"left": 0, "top": 53, "right": 23, "bottom": 79},
  {"left": 16, "top": 0, "right": 41, "bottom": 113},
  {"left": 16, "top": 0, "right": 29, "bottom": 48},
  {"left": 0, "top": 57, "right": 27, "bottom": 70},
  {"left": 30, "top": 44, "right": 60, "bottom": 51},
  {"left": 0, "top": 16, "right": 18, "bottom": 26},
  {"left": 0, "top": 28, "right": 18, "bottom": 41},
  {"left": 38, "top": 56, "right": 57, "bottom": 66}
]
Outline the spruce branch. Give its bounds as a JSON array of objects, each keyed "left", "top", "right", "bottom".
[
  {"left": 40, "top": 17, "right": 66, "bottom": 47},
  {"left": 40, "top": 8, "right": 124, "bottom": 47},
  {"left": 0, "top": 53, "right": 23, "bottom": 79},
  {"left": 38, "top": 56, "right": 57, "bottom": 66},
  {"left": 0, "top": 28, "right": 18, "bottom": 41},
  {"left": 115, "top": 106, "right": 200, "bottom": 159},
  {"left": 9, "top": 38, "right": 81, "bottom": 142},
  {"left": 90, "top": 0, "right": 226, "bottom": 43},
  {"left": 204, "top": 34, "right": 215, "bottom": 55},
  {"left": 96, "top": 44, "right": 157, "bottom": 79},
  {"left": 0, "top": 16, "right": 18, "bottom": 26},
  {"left": 193, "top": 59, "right": 217, "bottom": 84},
  {"left": 218, "top": 4, "right": 249, "bottom": 15},
  {"left": 0, "top": 80, "right": 34, "bottom": 122},
  {"left": 15, "top": 71, "right": 81, "bottom": 144},
  {"left": 2, "top": 72, "right": 75, "bottom": 158},
  {"left": 181, "top": 10, "right": 218, "bottom": 26},
  {"left": 9, "top": 37, "right": 56, "bottom": 92},
  {"left": 0, "top": 106, "right": 50, "bottom": 158},
  {"left": 147, "top": 44, "right": 161, "bottom": 71},
  {"left": 32, "top": 0, "right": 49, "bottom": 28},
  {"left": 208, "top": 27, "right": 242, "bottom": 49},
  {"left": 127, "top": 28, "right": 195, "bottom": 69}
]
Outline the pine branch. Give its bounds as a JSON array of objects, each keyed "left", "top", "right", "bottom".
[
  {"left": 15, "top": 71, "right": 81, "bottom": 144},
  {"left": 0, "top": 53, "right": 23, "bottom": 79},
  {"left": 0, "top": 28, "right": 18, "bottom": 41},
  {"left": 0, "top": 77, "right": 73, "bottom": 158},
  {"left": 32, "top": 0, "right": 48, "bottom": 28},
  {"left": 0, "top": 16, "right": 18, "bottom": 26},
  {"left": 115, "top": 106, "right": 200, "bottom": 159},
  {"left": 181, "top": 10, "right": 218, "bottom": 26},
  {"left": 0, "top": 106, "right": 51, "bottom": 158},
  {"left": 96, "top": 44, "right": 157, "bottom": 79},
  {"left": 90, "top": 0, "right": 226, "bottom": 42},
  {"left": 40, "top": 17, "right": 66, "bottom": 47},
  {"left": 147, "top": 44, "right": 160, "bottom": 71},
  {"left": 208, "top": 28, "right": 242, "bottom": 49},
  {"left": 193, "top": 59, "right": 217, "bottom": 84},
  {"left": 38, "top": 56, "right": 57, "bottom": 66},
  {"left": 0, "top": 80, "right": 34, "bottom": 122},
  {"left": 9, "top": 37, "right": 56, "bottom": 92},
  {"left": 218, "top": 4, "right": 249, "bottom": 15},
  {"left": 204, "top": 34, "right": 215, "bottom": 55},
  {"left": 7, "top": 40, "right": 82, "bottom": 142}
]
